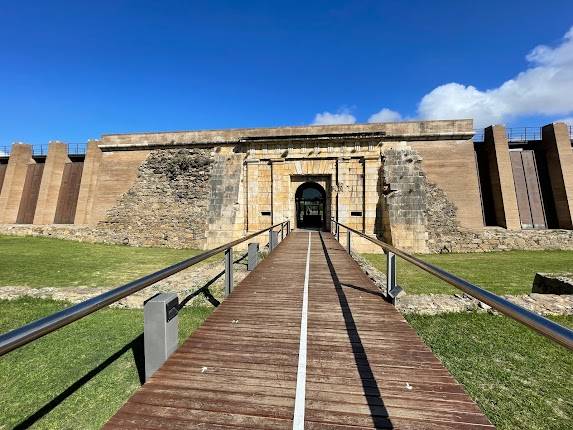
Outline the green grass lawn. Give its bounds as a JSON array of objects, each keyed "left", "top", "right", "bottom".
[
  {"left": 363, "top": 250, "right": 573, "bottom": 295},
  {"left": 0, "top": 297, "right": 213, "bottom": 429},
  {"left": 1, "top": 303, "right": 571, "bottom": 429},
  {"left": 406, "top": 313, "right": 573, "bottom": 430},
  {"left": 0, "top": 235, "right": 208, "bottom": 288}
]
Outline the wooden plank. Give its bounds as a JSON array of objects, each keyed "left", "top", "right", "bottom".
[{"left": 105, "top": 231, "right": 493, "bottom": 429}]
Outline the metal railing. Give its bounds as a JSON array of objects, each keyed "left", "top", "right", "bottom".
[
  {"left": 506, "top": 127, "right": 542, "bottom": 142},
  {"left": 32, "top": 143, "right": 87, "bottom": 156},
  {"left": 472, "top": 127, "right": 543, "bottom": 143},
  {"left": 0, "top": 143, "right": 87, "bottom": 157},
  {"left": 331, "top": 219, "right": 573, "bottom": 351},
  {"left": 68, "top": 143, "right": 88, "bottom": 155},
  {"left": 0, "top": 220, "right": 290, "bottom": 357},
  {"left": 32, "top": 144, "right": 48, "bottom": 156},
  {"left": 473, "top": 126, "right": 573, "bottom": 143}
]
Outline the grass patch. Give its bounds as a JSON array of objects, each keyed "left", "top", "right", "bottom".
[
  {"left": 406, "top": 313, "right": 573, "bottom": 430},
  {"left": 0, "top": 235, "right": 209, "bottom": 288},
  {"left": 363, "top": 250, "right": 573, "bottom": 295},
  {"left": 0, "top": 297, "right": 213, "bottom": 429}
]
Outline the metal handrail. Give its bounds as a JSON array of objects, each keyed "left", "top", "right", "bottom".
[
  {"left": 0, "top": 221, "right": 290, "bottom": 357},
  {"left": 506, "top": 127, "right": 542, "bottom": 142},
  {"left": 31, "top": 144, "right": 48, "bottom": 156},
  {"left": 68, "top": 143, "right": 88, "bottom": 155},
  {"left": 331, "top": 219, "right": 573, "bottom": 350},
  {"left": 32, "top": 143, "right": 88, "bottom": 156}
]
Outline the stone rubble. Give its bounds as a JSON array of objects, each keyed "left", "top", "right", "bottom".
[
  {"left": 422, "top": 171, "right": 573, "bottom": 253},
  {"left": 0, "top": 148, "right": 217, "bottom": 249},
  {"left": 99, "top": 148, "right": 215, "bottom": 248},
  {"left": 396, "top": 293, "right": 573, "bottom": 316},
  {"left": 0, "top": 254, "right": 249, "bottom": 309},
  {"left": 352, "top": 251, "right": 573, "bottom": 316},
  {"left": 1, "top": 252, "right": 572, "bottom": 315},
  {"left": 2, "top": 284, "right": 570, "bottom": 315}
]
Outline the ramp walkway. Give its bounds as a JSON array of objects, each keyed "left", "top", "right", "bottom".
[{"left": 105, "top": 231, "right": 493, "bottom": 429}]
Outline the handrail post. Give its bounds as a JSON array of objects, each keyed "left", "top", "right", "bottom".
[
  {"left": 144, "top": 293, "right": 179, "bottom": 381},
  {"left": 287, "top": 220, "right": 290, "bottom": 235},
  {"left": 336, "top": 223, "right": 340, "bottom": 242},
  {"left": 280, "top": 223, "right": 284, "bottom": 241},
  {"left": 346, "top": 230, "right": 351, "bottom": 254},
  {"left": 0, "top": 220, "right": 292, "bottom": 357},
  {"left": 386, "top": 251, "right": 396, "bottom": 299},
  {"left": 224, "top": 247, "right": 233, "bottom": 296},
  {"left": 269, "top": 229, "right": 278, "bottom": 251},
  {"left": 272, "top": 230, "right": 278, "bottom": 249},
  {"left": 247, "top": 243, "right": 259, "bottom": 271}
]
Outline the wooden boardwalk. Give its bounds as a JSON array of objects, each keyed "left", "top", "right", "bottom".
[{"left": 105, "top": 231, "right": 493, "bottom": 429}]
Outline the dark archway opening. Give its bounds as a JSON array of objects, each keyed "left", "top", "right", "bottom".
[{"left": 295, "top": 182, "right": 326, "bottom": 229}]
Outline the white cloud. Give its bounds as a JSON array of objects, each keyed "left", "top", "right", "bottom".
[
  {"left": 557, "top": 117, "right": 573, "bottom": 125},
  {"left": 417, "top": 26, "right": 573, "bottom": 128},
  {"left": 312, "top": 108, "right": 356, "bottom": 125},
  {"left": 368, "top": 108, "right": 402, "bottom": 123},
  {"left": 0, "top": 150, "right": 6, "bottom": 157}
]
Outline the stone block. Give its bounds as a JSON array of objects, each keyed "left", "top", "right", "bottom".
[{"left": 532, "top": 273, "right": 573, "bottom": 295}]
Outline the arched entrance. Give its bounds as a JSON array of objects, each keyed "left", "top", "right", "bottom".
[{"left": 295, "top": 182, "right": 326, "bottom": 229}]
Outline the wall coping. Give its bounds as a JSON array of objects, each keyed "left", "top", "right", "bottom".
[{"left": 98, "top": 119, "right": 474, "bottom": 151}]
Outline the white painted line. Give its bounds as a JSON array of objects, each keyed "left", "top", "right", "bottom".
[{"left": 293, "top": 232, "right": 311, "bottom": 429}]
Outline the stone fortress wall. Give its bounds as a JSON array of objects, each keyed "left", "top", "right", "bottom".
[{"left": 0, "top": 120, "right": 572, "bottom": 253}]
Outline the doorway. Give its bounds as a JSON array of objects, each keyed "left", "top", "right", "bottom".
[{"left": 295, "top": 182, "right": 326, "bottom": 229}]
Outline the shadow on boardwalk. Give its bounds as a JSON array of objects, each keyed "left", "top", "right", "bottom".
[{"left": 318, "top": 232, "right": 394, "bottom": 429}]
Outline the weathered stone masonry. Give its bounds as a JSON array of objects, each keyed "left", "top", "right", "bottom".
[
  {"left": 1, "top": 120, "right": 572, "bottom": 253},
  {"left": 380, "top": 143, "right": 428, "bottom": 253},
  {"left": 99, "top": 148, "right": 215, "bottom": 247},
  {"left": 206, "top": 151, "right": 244, "bottom": 248}
]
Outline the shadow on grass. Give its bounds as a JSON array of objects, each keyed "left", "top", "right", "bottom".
[
  {"left": 14, "top": 334, "right": 145, "bottom": 429},
  {"left": 13, "top": 252, "right": 249, "bottom": 428},
  {"left": 178, "top": 252, "right": 248, "bottom": 309}
]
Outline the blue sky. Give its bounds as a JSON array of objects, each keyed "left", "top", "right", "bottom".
[{"left": 1, "top": 0, "right": 572, "bottom": 150}]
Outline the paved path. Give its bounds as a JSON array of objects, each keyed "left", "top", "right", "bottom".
[{"left": 105, "top": 231, "right": 493, "bottom": 429}]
